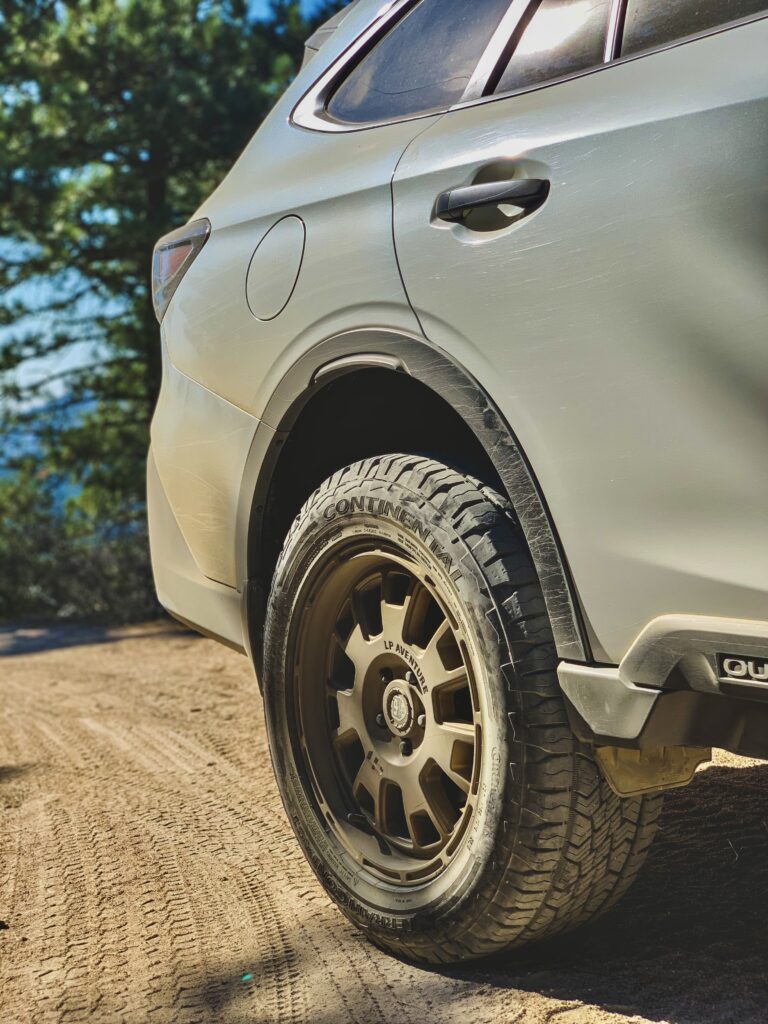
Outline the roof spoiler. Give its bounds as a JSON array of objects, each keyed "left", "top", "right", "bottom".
[{"left": 301, "top": 0, "right": 363, "bottom": 69}]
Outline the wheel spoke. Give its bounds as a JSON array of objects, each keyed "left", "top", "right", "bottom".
[
  {"left": 380, "top": 578, "right": 414, "bottom": 644},
  {"left": 398, "top": 769, "right": 448, "bottom": 848},
  {"left": 430, "top": 722, "right": 474, "bottom": 794},
  {"left": 342, "top": 623, "right": 375, "bottom": 679},
  {"left": 401, "top": 578, "right": 438, "bottom": 649},
  {"left": 351, "top": 588, "right": 380, "bottom": 641},
  {"left": 422, "top": 617, "right": 451, "bottom": 654},
  {"left": 429, "top": 665, "right": 468, "bottom": 689},
  {"left": 419, "top": 619, "right": 467, "bottom": 688},
  {"left": 380, "top": 599, "right": 408, "bottom": 645},
  {"left": 352, "top": 758, "right": 385, "bottom": 828},
  {"left": 334, "top": 687, "right": 365, "bottom": 740}
]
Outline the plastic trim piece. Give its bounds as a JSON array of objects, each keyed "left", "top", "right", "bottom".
[
  {"left": 237, "top": 329, "right": 589, "bottom": 666},
  {"left": 559, "top": 614, "right": 768, "bottom": 745},
  {"left": 313, "top": 353, "right": 407, "bottom": 382},
  {"left": 462, "top": 0, "right": 532, "bottom": 102},
  {"left": 604, "top": 0, "right": 627, "bottom": 62},
  {"left": 558, "top": 662, "right": 657, "bottom": 742},
  {"left": 595, "top": 745, "right": 711, "bottom": 797},
  {"left": 619, "top": 614, "right": 768, "bottom": 693}
]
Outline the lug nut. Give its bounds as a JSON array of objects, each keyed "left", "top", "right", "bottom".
[
  {"left": 380, "top": 668, "right": 393, "bottom": 683},
  {"left": 405, "top": 670, "right": 415, "bottom": 685},
  {"left": 376, "top": 712, "right": 386, "bottom": 728},
  {"left": 417, "top": 714, "right": 426, "bottom": 728},
  {"left": 400, "top": 739, "right": 413, "bottom": 757}
]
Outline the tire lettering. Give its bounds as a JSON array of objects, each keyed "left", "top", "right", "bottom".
[{"left": 322, "top": 497, "right": 453, "bottom": 571}]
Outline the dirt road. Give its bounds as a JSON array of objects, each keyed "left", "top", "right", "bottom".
[{"left": 1, "top": 622, "right": 767, "bottom": 1024}]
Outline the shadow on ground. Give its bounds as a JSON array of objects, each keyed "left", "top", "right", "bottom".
[
  {"left": 0, "top": 621, "right": 195, "bottom": 657},
  {"left": 0, "top": 763, "right": 37, "bottom": 783},
  {"left": 442, "top": 762, "right": 768, "bottom": 1023},
  {"left": 192, "top": 763, "right": 768, "bottom": 1024}
]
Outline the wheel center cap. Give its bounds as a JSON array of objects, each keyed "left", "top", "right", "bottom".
[
  {"left": 390, "top": 693, "right": 410, "bottom": 730},
  {"left": 383, "top": 684, "right": 414, "bottom": 736}
]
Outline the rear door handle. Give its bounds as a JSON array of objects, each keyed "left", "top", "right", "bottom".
[{"left": 435, "top": 178, "right": 550, "bottom": 223}]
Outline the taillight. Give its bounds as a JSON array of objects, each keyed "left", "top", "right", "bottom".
[{"left": 151, "top": 218, "right": 210, "bottom": 323}]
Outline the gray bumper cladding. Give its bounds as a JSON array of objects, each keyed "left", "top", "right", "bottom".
[{"left": 558, "top": 614, "right": 768, "bottom": 755}]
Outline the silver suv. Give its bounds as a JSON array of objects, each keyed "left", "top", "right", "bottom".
[{"left": 148, "top": 0, "right": 768, "bottom": 963}]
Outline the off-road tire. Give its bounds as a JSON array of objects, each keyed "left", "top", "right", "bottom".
[{"left": 262, "top": 455, "right": 663, "bottom": 963}]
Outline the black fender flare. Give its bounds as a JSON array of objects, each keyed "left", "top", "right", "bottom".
[{"left": 236, "top": 329, "right": 589, "bottom": 665}]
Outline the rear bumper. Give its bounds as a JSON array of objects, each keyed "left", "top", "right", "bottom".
[
  {"left": 559, "top": 615, "right": 768, "bottom": 759},
  {"left": 147, "top": 448, "right": 246, "bottom": 653}
]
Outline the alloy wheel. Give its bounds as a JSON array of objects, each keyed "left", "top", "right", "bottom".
[{"left": 293, "top": 546, "right": 482, "bottom": 885}]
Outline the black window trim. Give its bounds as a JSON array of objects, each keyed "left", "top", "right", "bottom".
[
  {"left": 290, "top": 0, "right": 768, "bottom": 134},
  {"left": 484, "top": 0, "right": 617, "bottom": 99},
  {"left": 461, "top": 0, "right": 536, "bottom": 103},
  {"left": 605, "top": 0, "right": 627, "bottom": 61}
]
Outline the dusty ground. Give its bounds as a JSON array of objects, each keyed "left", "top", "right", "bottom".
[{"left": 2, "top": 623, "right": 768, "bottom": 1024}]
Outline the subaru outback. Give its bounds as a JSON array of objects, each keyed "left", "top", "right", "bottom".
[{"left": 148, "top": 0, "right": 768, "bottom": 963}]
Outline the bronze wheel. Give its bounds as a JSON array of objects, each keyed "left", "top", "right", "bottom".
[
  {"left": 294, "top": 546, "right": 481, "bottom": 885},
  {"left": 263, "top": 456, "right": 663, "bottom": 963}
]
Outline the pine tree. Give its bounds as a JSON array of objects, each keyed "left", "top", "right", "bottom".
[{"left": 0, "top": 0, "right": 341, "bottom": 619}]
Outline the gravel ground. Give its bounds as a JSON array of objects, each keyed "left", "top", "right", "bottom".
[{"left": 2, "top": 621, "right": 768, "bottom": 1024}]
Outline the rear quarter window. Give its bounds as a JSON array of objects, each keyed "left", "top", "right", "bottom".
[{"left": 326, "top": 0, "right": 513, "bottom": 124}]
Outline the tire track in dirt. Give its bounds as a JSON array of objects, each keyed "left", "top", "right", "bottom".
[{"left": 2, "top": 622, "right": 768, "bottom": 1024}]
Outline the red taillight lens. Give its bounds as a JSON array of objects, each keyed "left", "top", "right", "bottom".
[{"left": 151, "top": 218, "right": 210, "bottom": 323}]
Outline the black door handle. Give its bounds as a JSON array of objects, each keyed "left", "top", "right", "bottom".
[{"left": 435, "top": 178, "right": 550, "bottom": 223}]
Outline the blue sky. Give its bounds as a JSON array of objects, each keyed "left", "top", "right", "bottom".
[{"left": 251, "top": 0, "right": 325, "bottom": 15}]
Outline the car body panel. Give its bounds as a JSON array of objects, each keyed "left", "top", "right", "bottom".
[
  {"left": 149, "top": 0, "right": 441, "bottom": 612},
  {"left": 161, "top": 0, "right": 438, "bottom": 423},
  {"left": 392, "top": 18, "right": 768, "bottom": 663},
  {"left": 147, "top": 449, "right": 246, "bottom": 651},
  {"left": 150, "top": 347, "right": 259, "bottom": 586},
  {"left": 160, "top": 114, "right": 428, "bottom": 424}
]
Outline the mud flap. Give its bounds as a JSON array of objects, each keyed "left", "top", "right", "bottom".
[{"left": 595, "top": 745, "right": 712, "bottom": 797}]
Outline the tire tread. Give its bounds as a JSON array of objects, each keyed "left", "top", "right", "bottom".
[{"left": 269, "top": 454, "right": 662, "bottom": 964}]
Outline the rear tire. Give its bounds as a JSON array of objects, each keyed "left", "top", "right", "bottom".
[{"left": 263, "top": 455, "right": 662, "bottom": 963}]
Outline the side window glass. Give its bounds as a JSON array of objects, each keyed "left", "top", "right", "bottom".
[
  {"left": 327, "top": 0, "right": 513, "bottom": 124},
  {"left": 494, "top": 0, "right": 611, "bottom": 96},
  {"left": 622, "top": 0, "right": 768, "bottom": 56}
]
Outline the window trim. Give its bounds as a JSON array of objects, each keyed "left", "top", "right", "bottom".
[
  {"left": 292, "top": 0, "right": 451, "bottom": 133},
  {"left": 462, "top": 0, "right": 534, "bottom": 102},
  {"left": 485, "top": 0, "right": 616, "bottom": 99},
  {"left": 292, "top": 0, "right": 523, "bottom": 132},
  {"left": 605, "top": 0, "right": 627, "bottom": 61},
  {"left": 291, "top": 0, "right": 768, "bottom": 134}
]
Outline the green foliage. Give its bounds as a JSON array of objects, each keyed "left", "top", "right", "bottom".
[
  {"left": 0, "top": 0, "right": 343, "bottom": 621},
  {"left": 0, "top": 465, "right": 155, "bottom": 621}
]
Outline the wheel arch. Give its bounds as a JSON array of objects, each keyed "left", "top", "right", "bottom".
[{"left": 237, "top": 329, "right": 589, "bottom": 669}]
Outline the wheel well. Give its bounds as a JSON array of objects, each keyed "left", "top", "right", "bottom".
[
  {"left": 244, "top": 342, "right": 589, "bottom": 668},
  {"left": 252, "top": 367, "right": 502, "bottom": 586}
]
